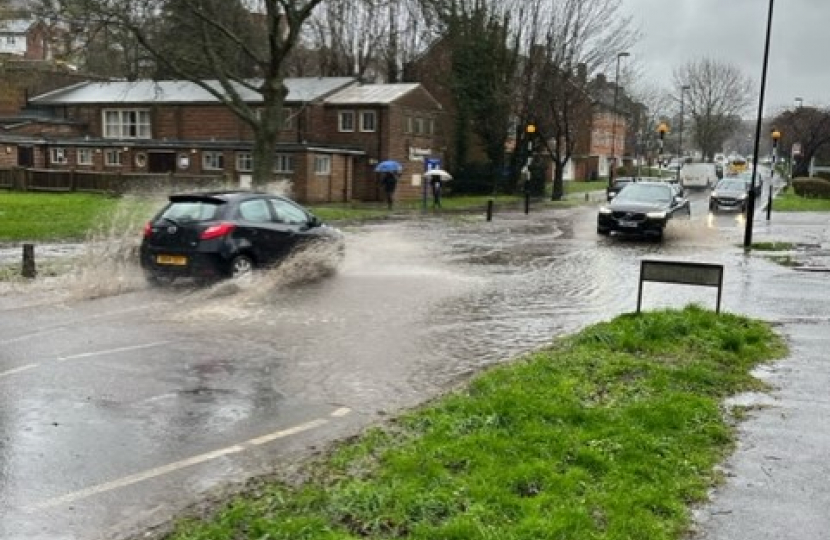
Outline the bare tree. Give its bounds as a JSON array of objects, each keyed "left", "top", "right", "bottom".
[
  {"left": 771, "top": 105, "right": 830, "bottom": 177},
  {"left": 531, "top": 0, "right": 637, "bottom": 198},
  {"left": 673, "top": 57, "right": 755, "bottom": 161}
]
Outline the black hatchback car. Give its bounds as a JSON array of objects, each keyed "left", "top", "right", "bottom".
[
  {"left": 140, "top": 191, "right": 344, "bottom": 284},
  {"left": 597, "top": 181, "right": 690, "bottom": 241}
]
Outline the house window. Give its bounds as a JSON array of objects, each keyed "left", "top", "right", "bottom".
[
  {"left": 314, "top": 155, "right": 331, "bottom": 175},
  {"left": 426, "top": 118, "right": 435, "bottom": 136},
  {"left": 282, "top": 108, "right": 295, "bottom": 130},
  {"left": 202, "top": 151, "right": 224, "bottom": 171},
  {"left": 103, "top": 109, "right": 151, "bottom": 139},
  {"left": 50, "top": 147, "right": 67, "bottom": 164},
  {"left": 104, "top": 149, "right": 123, "bottom": 167},
  {"left": 236, "top": 152, "right": 253, "bottom": 172},
  {"left": 338, "top": 110, "right": 355, "bottom": 132},
  {"left": 360, "top": 111, "right": 376, "bottom": 132},
  {"left": 6, "top": 36, "right": 15, "bottom": 45},
  {"left": 404, "top": 116, "right": 413, "bottom": 134},
  {"left": 274, "top": 153, "right": 294, "bottom": 173},
  {"left": 414, "top": 117, "right": 424, "bottom": 135},
  {"left": 77, "top": 148, "right": 93, "bottom": 165}
]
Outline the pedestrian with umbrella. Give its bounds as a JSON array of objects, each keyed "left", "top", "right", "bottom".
[
  {"left": 375, "top": 160, "right": 402, "bottom": 209},
  {"left": 426, "top": 169, "right": 452, "bottom": 208}
]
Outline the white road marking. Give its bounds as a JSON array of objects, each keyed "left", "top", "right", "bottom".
[
  {"left": 27, "top": 412, "right": 350, "bottom": 511},
  {"left": 56, "top": 341, "right": 171, "bottom": 362},
  {"left": 331, "top": 407, "right": 351, "bottom": 417},
  {"left": 0, "top": 363, "right": 39, "bottom": 379}
]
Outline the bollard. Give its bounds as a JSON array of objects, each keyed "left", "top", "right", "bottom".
[
  {"left": 21, "top": 243, "right": 36, "bottom": 278},
  {"left": 486, "top": 199, "right": 494, "bottom": 222},
  {"left": 585, "top": 192, "right": 590, "bottom": 201},
  {"left": 524, "top": 192, "right": 530, "bottom": 214}
]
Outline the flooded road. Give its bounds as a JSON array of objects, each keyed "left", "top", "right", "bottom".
[{"left": 1, "top": 187, "right": 826, "bottom": 540}]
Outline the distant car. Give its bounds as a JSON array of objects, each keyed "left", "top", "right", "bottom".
[
  {"left": 666, "top": 158, "right": 684, "bottom": 171},
  {"left": 606, "top": 176, "right": 638, "bottom": 201},
  {"left": 709, "top": 178, "right": 749, "bottom": 213},
  {"left": 140, "top": 191, "right": 345, "bottom": 285},
  {"left": 597, "top": 181, "right": 691, "bottom": 241},
  {"left": 679, "top": 163, "right": 717, "bottom": 190}
]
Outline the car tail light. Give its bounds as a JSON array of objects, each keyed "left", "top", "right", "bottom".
[
  {"left": 200, "top": 222, "right": 236, "bottom": 240},
  {"left": 143, "top": 221, "right": 153, "bottom": 238}
]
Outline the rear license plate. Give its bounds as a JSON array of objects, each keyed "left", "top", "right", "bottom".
[
  {"left": 618, "top": 220, "right": 638, "bottom": 228},
  {"left": 156, "top": 254, "right": 187, "bottom": 266}
]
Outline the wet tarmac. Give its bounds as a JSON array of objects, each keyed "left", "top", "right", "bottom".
[{"left": 1, "top": 184, "right": 828, "bottom": 540}]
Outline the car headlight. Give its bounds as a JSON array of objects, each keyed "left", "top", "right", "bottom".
[
  {"left": 646, "top": 211, "right": 667, "bottom": 219},
  {"left": 711, "top": 191, "right": 718, "bottom": 198},
  {"left": 737, "top": 193, "right": 747, "bottom": 200},
  {"left": 599, "top": 207, "right": 613, "bottom": 215}
]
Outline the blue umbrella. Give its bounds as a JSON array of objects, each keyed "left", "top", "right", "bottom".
[{"left": 375, "top": 160, "right": 402, "bottom": 173}]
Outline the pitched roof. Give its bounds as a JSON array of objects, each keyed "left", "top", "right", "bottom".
[
  {"left": 324, "top": 83, "right": 424, "bottom": 105},
  {"left": 29, "top": 77, "right": 359, "bottom": 105},
  {"left": 0, "top": 19, "right": 35, "bottom": 34}
]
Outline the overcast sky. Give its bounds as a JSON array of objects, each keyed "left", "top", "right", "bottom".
[{"left": 621, "top": 0, "right": 827, "bottom": 115}]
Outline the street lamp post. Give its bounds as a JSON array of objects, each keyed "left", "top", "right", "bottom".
[
  {"left": 657, "top": 122, "right": 669, "bottom": 172},
  {"left": 609, "top": 51, "right": 630, "bottom": 187},
  {"left": 676, "top": 85, "right": 690, "bottom": 183},
  {"left": 766, "top": 128, "right": 780, "bottom": 220},
  {"left": 743, "top": 0, "right": 776, "bottom": 248},
  {"left": 790, "top": 97, "right": 803, "bottom": 181}
]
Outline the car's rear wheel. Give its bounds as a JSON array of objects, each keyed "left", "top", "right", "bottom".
[
  {"left": 229, "top": 254, "right": 254, "bottom": 280},
  {"left": 597, "top": 227, "right": 610, "bottom": 236}
]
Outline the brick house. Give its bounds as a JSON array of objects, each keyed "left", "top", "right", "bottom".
[
  {"left": 0, "top": 19, "right": 51, "bottom": 60},
  {"left": 0, "top": 77, "right": 445, "bottom": 203}
]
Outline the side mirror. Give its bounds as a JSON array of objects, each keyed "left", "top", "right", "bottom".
[{"left": 308, "top": 215, "right": 321, "bottom": 227}]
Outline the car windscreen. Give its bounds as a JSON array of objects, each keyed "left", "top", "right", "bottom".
[
  {"left": 716, "top": 180, "right": 746, "bottom": 191},
  {"left": 615, "top": 184, "right": 672, "bottom": 204},
  {"left": 160, "top": 200, "right": 223, "bottom": 222}
]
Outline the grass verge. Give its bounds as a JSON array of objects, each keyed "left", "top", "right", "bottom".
[
  {"left": 165, "top": 305, "right": 786, "bottom": 540},
  {"left": 0, "top": 191, "right": 121, "bottom": 242},
  {"left": 750, "top": 241, "right": 795, "bottom": 251},
  {"left": 771, "top": 191, "right": 830, "bottom": 211}
]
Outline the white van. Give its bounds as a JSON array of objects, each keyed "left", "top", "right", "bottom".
[{"left": 679, "top": 163, "right": 716, "bottom": 190}]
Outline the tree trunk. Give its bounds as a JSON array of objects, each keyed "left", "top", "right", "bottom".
[{"left": 551, "top": 161, "right": 565, "bottom": 201}]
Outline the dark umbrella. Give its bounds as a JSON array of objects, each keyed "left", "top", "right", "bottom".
[{"left": 375, "top": 160, "right": 403, "bottom": 173}]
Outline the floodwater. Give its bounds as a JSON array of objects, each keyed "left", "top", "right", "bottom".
[{"left": 1, "top": 189, "right": 827, "bottom": 540}]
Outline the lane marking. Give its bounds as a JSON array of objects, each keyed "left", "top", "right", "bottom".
[
  {"left": 0, "top": 304, "right": 159, "bottom": 346},
  {"left": 27, "top": 410, "right": 352, "bottom": 511},
  {"left": 56, "top": 341, "right": 171, "bottom": 362},
  {"left": 331, "top": 407, "right": 351, "bottom": 417},
  {"left": 0, "top": 363, "right": 39, "bottom": 379}
]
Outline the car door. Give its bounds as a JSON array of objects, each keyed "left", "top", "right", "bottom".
[
  {"left": 235, "top": 197, "right": 289, "bottom": 266},
  {"left": 267, "top": 198, "right": 316, "bottom": 251}
]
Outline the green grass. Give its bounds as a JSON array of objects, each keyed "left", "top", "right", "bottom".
[
  {"left": 772, "top": 191, "right": 830, "bottom": 211},
  {"left": 0, "top": 192, "right": 123, "bottom": 242},
  {"left": 562, "top": 180, "right": 607, "bottom": 194},
  {"left": 166, "top": 305, "right": 786, "bottom": 540}
]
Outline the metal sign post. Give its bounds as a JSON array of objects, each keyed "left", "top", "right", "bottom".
[{"left": 637, "top": 260, "right": 724, "bottom": 313}]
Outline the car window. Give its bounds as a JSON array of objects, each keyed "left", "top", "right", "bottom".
[
  {"left": 616, "top": 184, "right": 673, "bottom": 204},
  {"left": 238, "top": 199, "right": 272, "bottom": 222},
  {"left": 161, "top": 201, "right": 220, "bottom": 222},
  {"left": 269, "top": 198, "right": 310, "bottom": 225}
]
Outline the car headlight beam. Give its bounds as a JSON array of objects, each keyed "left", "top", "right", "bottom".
[{"left": 646, "top": 211, "right": 667, "bottom": 219}]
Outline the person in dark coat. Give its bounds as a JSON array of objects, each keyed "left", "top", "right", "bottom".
[
  {"left": 429, "top": 173, "right": 444, "bottom": 208},
  {"left": 380, "top": 172, "right": 399, "bottom": 209}
]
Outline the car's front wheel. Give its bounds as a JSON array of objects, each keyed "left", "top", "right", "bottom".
[{"left": 229, "top": 254, "right": 254, "bottom": 280}]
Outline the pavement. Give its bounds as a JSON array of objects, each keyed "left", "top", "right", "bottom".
[{"left": 691, "top": 209, "right": 830, "bottom": 539}]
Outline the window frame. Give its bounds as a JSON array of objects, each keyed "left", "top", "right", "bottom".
[
  {"left": 314, "top": 154, "right": 332, "bottom": 175},
  {"left": 202, "top": 151, "right": 225, "bottom": 171},
  {"left": 338, "top": 110, "right": 355, "bottom": 132},
  {"left": 76, "top": 148, "right": 93, "bottom": 166},
  {"left": 274, "top": 153, "right": 294, "bottom": 173},
  {"left": 50, "top": 147, "right": 67, "bottom": 164},
  {"left": 360, "top": 110, "right": 376, "bottom": 132},
  {"left": 236, "top": 152, "right": 253, "bottom": 172},
  {"left": 104, "top": 149, "right": 123, "bottom": 167},
  {"left": 102, "top": 109, "right": 151, "bottom": 139}
]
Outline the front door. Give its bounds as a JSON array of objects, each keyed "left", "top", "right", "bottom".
[
  {"left": 17, "top": 146, "right": 33, "bottom": 167},
  {"left": 147, "top": 151, "right": 176, "bottom": 173}
]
